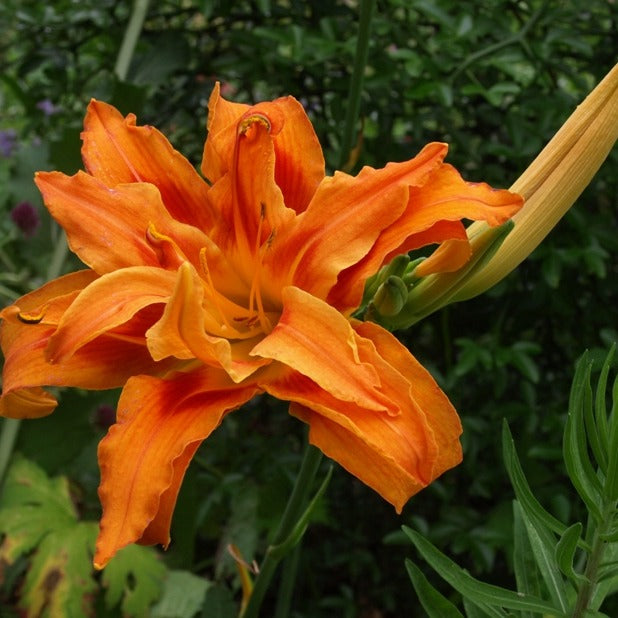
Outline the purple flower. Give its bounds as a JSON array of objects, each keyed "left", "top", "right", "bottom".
[
  {"left": 36, "top": 99, "right": 59, "bottom": 116},
  {"left": 0, "top": 129, "right": 17, "bottom": 158},
  {"left": 10, "top": 201, "right": 40, "bottom": 237}
]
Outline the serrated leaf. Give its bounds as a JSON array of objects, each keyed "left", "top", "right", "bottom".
[
  {"left": 555, "top": 522, "right": 587, "bottom": 585},
  {"left": 201, "top": 584, "right": 236, "bottom": 618},
  {"left": 101, "top": 543, "right": 167, "bottom": 617},
  {"left": 564, "top": 356, "right": 603, "bottom": 521},
  {"left": 151, "top": 570, "right": 211, "bottom": 618},
  {"left": 405, "top": 560, "right": 464, "bottom": 618},
  {"left": 403, "top": 527, "right": 564, "bottom": 615},
  {"left": 19, "top": 522, "right": 98, "bottom": 618},
  {"left": 0, "top": 456, "right": 77, "bottom": 563}
]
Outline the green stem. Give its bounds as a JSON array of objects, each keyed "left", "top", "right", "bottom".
[
  {"left": 450, "top": 0, "right": 547, "bottom": 83},
  {"left": 338, "top": 0, "right": 376, "bottom": 170},
  {"left": 571, "top": 502, "right": 615, "bottom": 617},
  {"left": 273, "top": 543, "right": 301, "bottom": 618},
  {"left": 0, "top": 419, "right": 20, "bottom": 486},
  {"left": 240, "top": 443, "right": 323, "bottom": 618},
  {"left": 114, "top": 0, "right": 151, "bottom": 81}
]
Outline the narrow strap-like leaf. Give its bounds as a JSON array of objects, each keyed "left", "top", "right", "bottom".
[
  {"left": 403, "top": 527, "right": 566, "bottom": 616},
  {"left": 512, "top": 501, "right": 543, "bottom": 617},
  {"left": 555, "top": 522, "right": 588, "bottom": 585},
  {"left": 405, "top": 560, "right": 465, "bottom": 618},
  {"left": 519, "top": 506, "right": 570, "bottom": 613},
  {"left": 502, "top": 421, "right": 572, "bottom": 539},
  {"left": 602, "top": 374, "right": 618, "bottom": 501},
  {"left": 564, "top": 356, "right": 603, "bottom": 521}
]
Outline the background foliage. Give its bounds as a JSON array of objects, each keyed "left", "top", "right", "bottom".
[{"left": 1, "top": 0, "right": 617, "bottom": 616}]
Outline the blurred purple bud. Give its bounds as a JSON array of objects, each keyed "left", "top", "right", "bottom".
[
  {"left": 10, "top": 201, "right": 40, "bottom": 238},
  {"left": 94, "top": 404, "right": 116, "bottom": 430},
  {"left": 36, "top": 99, "right": 59, "bottom": 116},
  {"left": 0, "top": 129, "right": 17, "bottom": 158}
]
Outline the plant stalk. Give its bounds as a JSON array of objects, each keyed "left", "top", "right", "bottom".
[
  {"left": 240, "top": 443, "right": 323, "bottom": 618},
  {"left": 338, "top": 0, "right": 376, "bottom": 171}
]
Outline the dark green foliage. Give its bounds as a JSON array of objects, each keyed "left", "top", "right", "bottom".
[{"left": 0, "top": 0, "right": 617, "bottom": 616}]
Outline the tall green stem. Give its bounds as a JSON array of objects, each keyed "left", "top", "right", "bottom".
[
  {"left": 115, "top": 0, "right": 151, "bottom": 81},
  {"left": 240, "top": 443, "right": 323, "bottom": 618},
  {"left": 571, "top": 502, "right": 615, "bottom": 617},
  {"left": 338, "top": 0, "right": 377, "bottom": 170}
]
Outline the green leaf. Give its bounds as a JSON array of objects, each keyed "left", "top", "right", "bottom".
[
  {"left": 19, "top": 522, "right": 98, "bottom": 618},
  {"left": 594, "top": 346, "right": 615, "bottom": 467},
  {"left": 502, "top": 421, "right": 570, "bottom": 539},
  {"left": 405, "top": 560, "right": 464, "bottom": 618},
  {"left": 519, "top": 507, "right": 569, "bottom": 613},
  {"left": 102, "top": 544, "right": 167, "bottom": 617},
  {"left": 555, "top": 522, "right": 587, "bottom": 585},
  {"left": 403, "top": 527, "right": 565, "bottom": 615},
  {"left": 603, "top": 373, "right": 618, "bottom": 501},
  {"left": 512, "top": 501, "right": 543, "bottom": 615},
  {"left": 201, "top": 585, "right": 237, "bottom": 618},
  {"left": 462, "top": 596, "right": 508, "bottom": 618},
  {"left": 0, "top": 457, "right": 99, "bottom": 617},
  {"left": 0, "top": 456, "right": 77, "bottom": 562},
  {"left": 151, "top": 570, "right": 212, "bottom": 618},
  {"left": 564, "top": 355, "right": 603, "bottom": 521}
]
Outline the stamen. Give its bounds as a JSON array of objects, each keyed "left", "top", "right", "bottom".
[
  {"left": 145, "top": 223, "right": 186, "bottom": 269},
  {"left": 238, "top": 113, "right": 271, "bottom": 136},
  {"left": 17, "top": 308, "right": 46, "bottom": 324},
  {"left": 247, "top": 203, "right": 273, "bottom": 334},
  {"left": 199, "top": 248, "right": 235, "bottom": 333}
]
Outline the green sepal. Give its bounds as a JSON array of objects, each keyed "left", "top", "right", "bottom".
[
  {"left": 564, "top": 354, "right": 604, "bottom": 521},
  {"left": 403, "top": 527, "right": 565, "bottom": 615},
  {"left": 555, "top": 522, "right": 588, "bottom": 585},
  {"left": 405, "top": 560, "right": 464, "bottom": 618}
]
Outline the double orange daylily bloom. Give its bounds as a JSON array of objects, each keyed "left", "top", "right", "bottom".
[{"left": 0, "top": 85, "right": 522, "bottom": 567}]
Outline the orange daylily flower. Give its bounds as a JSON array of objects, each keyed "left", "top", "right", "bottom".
[{"left": 0, "top": 85, "right": 523, "bottom": 568}]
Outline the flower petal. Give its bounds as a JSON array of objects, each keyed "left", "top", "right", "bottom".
[
  {"left": 94, "top": 368, "right": 259, "bottom": 568},
  {"left": 203, "top": 86, "right": 324, "bottom": 213},
  {"left": 146, "top": 262, "right": 270, "bottom": 382},
  {"left": 327, "top": 163, "right": 523, "bottom": 311},
  {"left": 262, "top": 320, "right": 462, "bottom": 512},
  {"left": 208, "top": 112, "right": 293, "bottom": 273},
  {"left": 81, "top": 99, "right": 214, "bottom": 231},
  {"left": 46, "top": 266, "right": 177, "bottom": 363},
  {"left": 265, "top": 143, "right": 448, "bottom": 302},
  {"left": 35, "top": 171, "right": 210, "bottom": 275},
  {"left": 252, "top": 286, "right": 396, "bottom": 414},
  {"left": 201, "top": 82, "right": 250, "bottom": 183}
]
